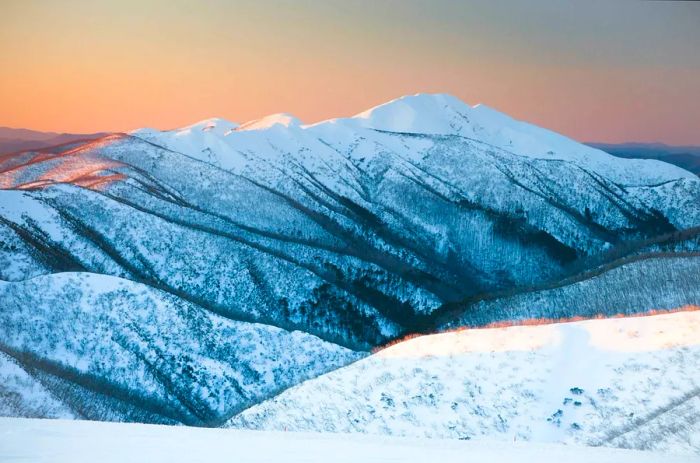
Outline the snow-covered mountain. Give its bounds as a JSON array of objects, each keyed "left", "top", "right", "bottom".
[
  {"left": 229, "top": 310, "right": 700, "bottom": 455},
  {"left": 1, "top": 93, "right": 700, "bottom": 428},
  {"left": 135, "top": 94, "right": 694, "bottom": 185}
]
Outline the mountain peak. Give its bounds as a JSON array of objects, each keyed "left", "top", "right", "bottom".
[
  {"left": 345, "top": 93, "right": 520, "bottom": 137},
  {"left": 348, "top": 93, "right": 472, "bottom": 135},
  {"left": 237, "top": 113, "right": 303, "bottom": 132},
  {"left": 179, "top": 117, "right": 239, "bottom": 134}
]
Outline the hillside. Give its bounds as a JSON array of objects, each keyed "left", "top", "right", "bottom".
[
  {"left": 436, "top": 254, "right": 700, "bottom": 328},
  {"left": 229, "top": 310, "right": 700, "bottom": 455},
  {"left": 0, "top": 273, "right": 362, "bottom": 424}
]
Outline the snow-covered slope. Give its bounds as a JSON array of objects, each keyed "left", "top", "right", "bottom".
[
  {"left": 436, "top": 254, "right": 700, "bottom": 329},
  {"left": 0, "top": 352, "right": 75, "bottom": 419},
  {"left": 2, "top": 417, "right": 695, "bottom": 463},
  {"left": 229, "top": 311, "right": 700, "bottom": 455},
  {"left": 0, "top": 272, "right": 362, "bottom": 425}
]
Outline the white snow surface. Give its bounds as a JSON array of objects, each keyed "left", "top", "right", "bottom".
[
  {"left": 230, "top": 310, "right": 700, "bottom": 455},
  {"left": 1, "top": 417, "right": 695, "bottom": 463},
  {"left": 131, "top": 93, "right": 693, "bottom": 185}
]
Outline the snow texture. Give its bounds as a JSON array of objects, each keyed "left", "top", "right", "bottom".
[{"left": 1, "top": 417, "right": 696, "bottom": 463}]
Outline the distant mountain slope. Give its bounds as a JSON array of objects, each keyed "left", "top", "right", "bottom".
[
  {"left": 229, "top": 310, "right": 700, "bottom": 455},
  {"left": 435, "top": 254, "right": 700, "bottom": 329},
  {"left": 0, "top": 127, "right": 107, "bottom": 155},
  {"left": 588, "top": 142, "right": 700, "bottom": 176}
]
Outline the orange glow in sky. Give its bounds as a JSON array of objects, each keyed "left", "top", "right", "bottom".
[{"left": 1, "top": 1, "right": 699, "bottom": 144}]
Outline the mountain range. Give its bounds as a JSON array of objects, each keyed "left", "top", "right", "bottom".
[
  {"left": 0, "top": 127, "right": 107, "bottom": 156},
  {"left": 587, "top": 142, "right": 700, "bottom": 177},
  {"left": 1, "top": 93, "right": 699, "bottom": 453}
]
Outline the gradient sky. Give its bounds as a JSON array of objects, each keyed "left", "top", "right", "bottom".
[{"left": 1, "top": 0, "right": 699, "bottom": 144}]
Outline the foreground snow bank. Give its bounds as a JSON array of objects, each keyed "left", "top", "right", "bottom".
[{"left": 0, "top": 417, "right": 695, "bottom": 463}]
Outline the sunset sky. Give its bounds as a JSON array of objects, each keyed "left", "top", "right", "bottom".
[{"left": 1, "top": 0, "right": 699, "bottom": 144}]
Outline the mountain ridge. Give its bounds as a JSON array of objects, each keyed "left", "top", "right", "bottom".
[{"left": 133, "top": 93, "right": 693, "bottom": 185}]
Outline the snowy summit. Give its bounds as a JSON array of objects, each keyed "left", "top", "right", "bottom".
[{"left": 131, "top": 93, "right": 694, "bottom": 185}]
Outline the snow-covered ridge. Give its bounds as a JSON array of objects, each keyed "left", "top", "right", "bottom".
[
  {"left": 131, "top": 93, "right": 694, "bottom": 185},
  {"left": 237, "top": 113, "right": 302, "bottom": 131},
  {"left": 378, "top": 309, "right": 700, "bottom": 358},
  {"left": 230, "top": 310, "right": 700, "bottom": 455}
]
